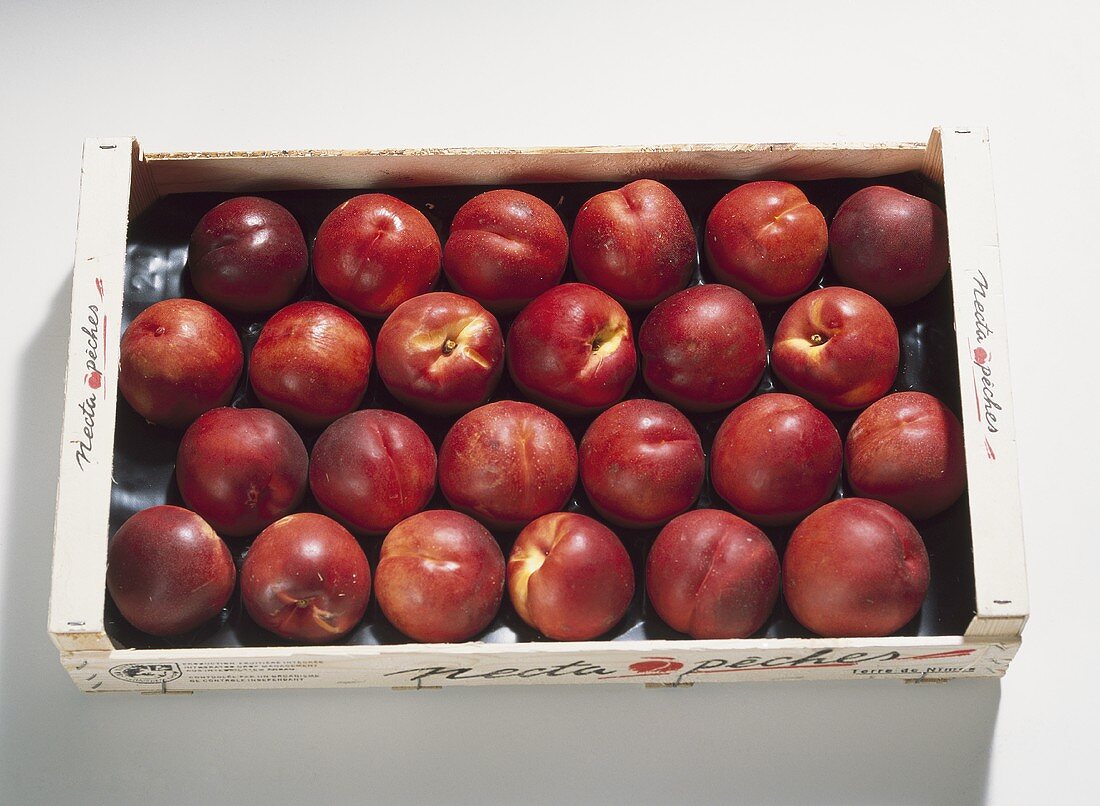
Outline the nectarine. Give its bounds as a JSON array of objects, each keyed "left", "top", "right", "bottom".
[
  {"left": 241, "top": 513, "right": 371, "bottom": 644},
  {"left": 830, "top": 186, "right": 949, "bottom": 307},
  {"left": 646, "top": 509, "right": 779, "bottom": 639},
  {"left": 119, "top": 298, "right": 243, "bottom": 428},
  {"left": 845, "top": 391, "right": 967, "bottom": 519},
  {"left": 375, "top": 510, "right": 505, "bottom": 643},
  {"left": 783, "top": 498, "right": 930, "bottom": 637},
  {"left": 176, "top": 407, "right": 308, "bottom": 537},
  {"left": 771, "top": 286, "right": 898, "bottom": 411},
  {"left": 375, "top": 292, "right": 503, "bottom": 415},
  {"left": 710, "top": 393, "right": 842, "bottom": 526},
  {"left": 579, "top": 399, "right": 704, "bottom": 528},
  {"left": 248, "top": 301, "right": 372, "bottom": 429},
  {"left": 705, "top": 181, "right": 827, "bottom": 304},
  {"left": 187, "top": 196, "right": 308, "bottom": 314},
  {"left": 639, "top": 284, "right": 766, "bottom": 412},
  {"left": 443, "top": 189, "right": 568, "bottom": 314},
  {"left": 313, "top": 193, "right": 441, "bottom": 317},
  {"left": 506, "top": 283, "right": 636, "bottom": 415},
  {"left": 571, "top": 179, "right": 695, "bottom": 309},
  {"left": 508, "top": 512, "right": 634, "bottom": 641},
  {"left": 439, "top": 401, "right": 577, "bottom": 530},
  {"left": 106, "top": 505, "right": 236, "bottom": 636},
  {"left": 310, "top": 410, "right": 437, "bottom": 535}
]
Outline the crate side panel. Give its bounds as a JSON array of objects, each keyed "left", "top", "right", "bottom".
[
  {"left": 60, "top": 637, "right": 1012, "bottom": 692},
  {"left": 48, "top": 138, "right": 133, "bottom": 651},
  {"left": 941, "top": 128, "right": 1029, "bottom": 633}
]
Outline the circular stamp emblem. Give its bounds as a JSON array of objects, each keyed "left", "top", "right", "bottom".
[{"left": 108, "top": 663, "right": 182, "bottom": 685}]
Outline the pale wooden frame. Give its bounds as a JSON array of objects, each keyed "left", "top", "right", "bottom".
[{"left": 48, "top": 129, "right": 1028, "bottom": 692}]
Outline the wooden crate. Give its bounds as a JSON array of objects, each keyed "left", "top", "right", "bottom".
[{"left": 48, "top": 128, "right": 1028, "bottom": 693}]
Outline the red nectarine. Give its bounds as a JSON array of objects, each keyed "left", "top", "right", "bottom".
[
  {"left": 313, "top": 193, "right": 441, "bottom": 317},
  {"left": 106, "top": 505, "right": 236, "bottom": 636},
  {"left": 571, "top": 179, "right": 696, "bottom": 309},
  {"left": 375, "top": 292, "right": 503, "bottom": 415},
  {"left": 241, "top": 513, "right": 372, "bottom": 644},
  {"left": 119, "top": 298, "right": 243, "bottom": 428},
  {"left": 310, "top": 410, "right": 437, "bottom": 535},
  {"left": 248, "top": 301, "right": 372, "bottom": 429},
  {"left": 176, "top": 407, "right": 308, "bottom": 537},
  {"left": 845, "top": 391, "right": 967, "bottom": 519},
  {"left": 771, "top": 286, "right": 898, "bottom": 411},
  {"left": 439, "top": 401, "right": 577, "bottom": 530},
  {"left": 830, "top": 186, "right": 949, "bottom": 307},
  {"left": 705, "top": 181, "right": 827, "bottom": 304},
  {"left": 508, "top": 512, "right": 634, "bottom": 641},
  {"left": 710, "top": 393, "right": 841, "bottom": 526},
  {"left": 375, "top": 510, "right": 505, "bottom": 643},
  {"left": 188, "top": 196, "right": 308, "bottom": 314},
  {"left": 783, "top": 498, "right": 930, "bottom": 637},
  {"left": 639, "top": 284, "right": 766, "bottom": 412},
  {"left": 443, "top": 189, "right": 568, "bottom": 314},
  {"left": 646, "top": 509, "right": 779, "bottom": 639},
  {"left": 506, "top": 283, "right": 637, "bottom": 415},
  {"left": 579, "top": 399, "right": 704, "bottom": 528}
]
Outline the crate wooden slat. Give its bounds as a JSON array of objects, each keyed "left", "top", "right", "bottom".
[
  {"left": 142, "top": 142, "right": 927, "bottom": 195},
  {"left": 940, "top": 128, "right": 1029, "bottom": 638},
  {"left": 49, "top": 128, "right": 1028, "bottom": 692}
]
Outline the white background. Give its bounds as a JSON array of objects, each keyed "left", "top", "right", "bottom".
[{"left": 1, "top": 1, "right": 1097, "bottom": 803}]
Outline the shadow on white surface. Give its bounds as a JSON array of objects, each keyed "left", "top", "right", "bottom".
[{"left": 0, "top": 278, "right": 1000, "bottom": 805}]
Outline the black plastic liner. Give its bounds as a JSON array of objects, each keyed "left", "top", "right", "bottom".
[{"left": 107, "top": 172, "right": 975, "bottom": 649}]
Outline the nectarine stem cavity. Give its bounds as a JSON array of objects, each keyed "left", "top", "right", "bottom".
[
  {"left": 442, "top": 338, "right": 457, "bottom": 355},
  {"left": 810, "top": 333, "right": 824, "bottom": 345},
  {"left": 590, "top": 323, "right": 626, "bottom": 354}
]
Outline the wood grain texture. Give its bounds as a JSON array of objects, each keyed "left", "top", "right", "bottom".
[
  {"left": 128, "top": 139, "right": 159, "bottom": 220},
  {"left": 142, "top": 142, "right": 928, "bottom": 195},
  {"left": 921, "top": 127, "right": 945, "bottom": 184}
]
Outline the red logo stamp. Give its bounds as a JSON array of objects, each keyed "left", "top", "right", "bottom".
[{"left": 628, "top": 657, "right": 684, "bottom": 675}]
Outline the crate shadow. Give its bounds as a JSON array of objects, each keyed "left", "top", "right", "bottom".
[
  {"left": 30, "top": 677, "right": 1000, "bottom": 805},
  {"left": 0, "top": 277, "right": 74, "bottom": 755}
]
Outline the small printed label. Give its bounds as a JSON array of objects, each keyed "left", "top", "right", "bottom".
[
  {"left": 109, "top": 663, "right": 182, "bottom": 685},
  {"left": 179, "top": 659, "right": 323, "bottom": 685}
]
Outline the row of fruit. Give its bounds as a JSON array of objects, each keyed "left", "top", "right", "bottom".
[
  {"left": 119, "top": 279, "right": 913, "bottom": 430},
  {"left": 110, "top": 494, "right": 931, "bottom": 645},
  {"left": 189, "top": 178, "right": 946, "bottom": 320},
  {"left": 107, "top": 178, "right": 962, "bottom": 646}
]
